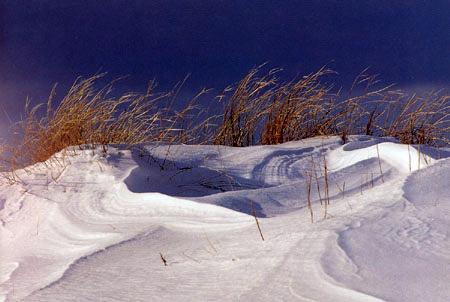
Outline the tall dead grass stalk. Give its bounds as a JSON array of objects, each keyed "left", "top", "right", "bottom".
[{"left": 0, "top": 74, "right": 211, "bottom": 171}]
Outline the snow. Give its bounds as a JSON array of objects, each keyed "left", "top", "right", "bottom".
[{"left": 0, "top": 136, "right": 449, "bottom": 301}]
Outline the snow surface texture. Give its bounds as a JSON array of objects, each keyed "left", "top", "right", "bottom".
[{"left": 0, "top": 136, "right": 449, "bottom": 301}]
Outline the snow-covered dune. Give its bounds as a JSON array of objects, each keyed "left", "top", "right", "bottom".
[{"left": 1, "top": 136, "right": 449, "bottom": 301}]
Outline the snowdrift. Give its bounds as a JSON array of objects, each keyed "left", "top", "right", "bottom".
[{"left": 1, "top": 136, "right": 449, "bottom": 301}]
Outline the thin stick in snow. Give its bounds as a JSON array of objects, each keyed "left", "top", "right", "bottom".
[
  {"left": 360, "top": 176, "right": 364, "bottom": 195},
  {"left": 417, "top": 144, "right": 421, "bottom": 170},
  {"left": 203, "top": 232, "right": 218, "bottom": 254},
  {"left": 376, "top": 144, "right": 384, "bottom": 183},
  {"left": 407, "top": 144, "right": 412, "bottom": 172},
  {"left": 36, "top": 214, "right": 40, "bottom": 236},
  {"left": 343, "top": 181, "right": 346, "bottom": 199},
  {"left": 251, "top": 200, "right": 265, "bottom": 241},
  {"left": 306, "top": 173, "right": 314, "bottom": 223},
  {"left": 160, "top": 253, "right": 168, "bottom": 266},
  {"left": 371, "top": 172, "right": 374, "bottom": 188},
  {"left": 336, "top": 181, "right": 346, "bottom": 199},
  {"left": 323, "top": 155, "right": 330, "bottom": 206},
  {"left": 311, "top": 156, "right": 323, "bottom": 205}
]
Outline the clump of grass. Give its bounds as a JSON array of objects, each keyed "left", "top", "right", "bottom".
[
  {"left": 378, "top": 90, "right": 450, "bottom": 146},
  {"left": 336, "top": 70, "right": 394, "bottom": 142},
  {"left": 212, "top": 65, "right": 447, "bottom": 148},
  {"left": 1, "top": 75, "right": 163, "bottom": 169},
  {"left": 0, "top": 74, "right": 209, "bottom": 171},
  {"left": 212, "top": 66, "right": 340, "bottom": 146},
  {"left": 261, "top": 67, "right": 337, "bottom": 144},
  {"left": 213, "top": 65, "right": 279, "bottom": 147}
]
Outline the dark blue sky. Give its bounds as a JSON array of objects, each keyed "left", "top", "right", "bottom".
[{"left": 0, "top": 0, "right": 449, "bottom": 133}]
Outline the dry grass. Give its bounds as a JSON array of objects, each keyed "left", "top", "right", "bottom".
[
  {"left": 213, "top": 65, "right": 279, "bottom": 146},
  {"left": 1, "top": 65, "right": 448, "bottom": 173},
  {"left": 305, "top": 172, "right": 314, "bottom": 223},
  {"left": 1, "top": 75, "right": 162, "bottom": 169},
  {"left": 211, "top": 66, "right": 340, "bottom": 146},
  {"left": 0, "top": 74, "right": 210, "bottom": 171},
  {"left": 262, "top": 67, "right": 337, "bottom": 144},
  {"left": 213, "top": 66, "right": 449, "bottom": 147},
  {"left": 377, "top": 90, "right": 450, "bottom": 146}
]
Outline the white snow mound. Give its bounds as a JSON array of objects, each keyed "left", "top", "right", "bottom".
[{"left": 1, "top": 136, "right": 449, "bottom": 302}]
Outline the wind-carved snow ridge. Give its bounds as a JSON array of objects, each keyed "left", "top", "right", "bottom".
[
  {"left": 0, "top": 136, "right": 449, "bottom": 302},
  {"left": 328, "top": 141, "right": 434, "bottom": 173}
]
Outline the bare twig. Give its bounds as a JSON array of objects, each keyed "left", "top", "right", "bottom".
[
  {"left": 376, "top": 144, "right": 384, "bottom": 183},
  {"left": 306, "top": 173, "right": 314, "bottom": 223},
  {"left": 160, "top": 252, "right": 168, "bottom": 266},
  {"left": 250, "top": 200, "right": 265, "bottom": 241}
]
